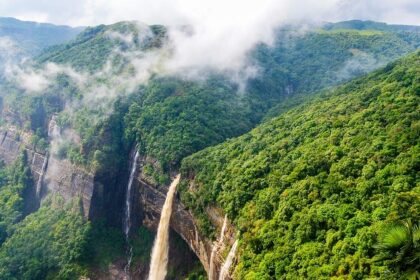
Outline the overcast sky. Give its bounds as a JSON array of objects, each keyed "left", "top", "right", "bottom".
[{"left": 0, "top": 0, "right": 419, "bottom": 27}]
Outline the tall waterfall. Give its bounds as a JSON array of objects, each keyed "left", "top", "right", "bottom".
[
  {"left": 148, "top": 174, "right": 181, "bottom": 280},
  {"left": 36, "top": 155, "right": 48, "bottom": 199},
  {"left": 124, "top": 150, "right": 140, "bottom": 278},
  {"left": 218, "top": 240, "right": 238, "bottom": 280},
  {"left": 209, "top": 214, "right": 228, "bottom": 280}
]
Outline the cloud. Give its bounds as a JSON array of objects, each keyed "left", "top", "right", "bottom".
[{"left": 1, "top": 0, "right": 419, "bottom": 27}]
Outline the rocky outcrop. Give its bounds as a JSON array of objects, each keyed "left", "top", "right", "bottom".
[{"left": 133, "top": 154, "right": 237, "bottom": 279}]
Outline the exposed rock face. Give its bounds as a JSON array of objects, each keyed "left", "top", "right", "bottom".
[
  {"left": 43, "top": 156, "right": 94, "bottom": 216},
  {"left": 0, "top": 123, "right": 237, "bottom": 278},
  {"left": 133, "top": 155, "right": 237, "bottom": 279},
  {"left": 0, "top": 127, "right": 45, "bottom": 175},
  {"left": 0, "top": 127, "right": 47, "bottom": 211},
  {"left": 0, "top": 125, "right": 94, "bottom": 217}
]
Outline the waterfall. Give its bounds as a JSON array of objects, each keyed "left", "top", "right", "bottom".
[
  {"left": 218, "top": 240, "right": 238, "bottom": 280},
  {"left": 36, "top": 155, "right": 48, "bottom": 199},
  {"left": 123, "top": 150, "right": 140, "bottom": 278},
  {"left": 209, "top": 214, "right": 228, "bottom": 280},
  {"left": 148, "top": 174, "right": 181, "bottom": 280}
]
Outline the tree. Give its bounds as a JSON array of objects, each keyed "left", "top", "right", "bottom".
[{"left": 376, "top": 220, "right": 420, "bottom": 279}]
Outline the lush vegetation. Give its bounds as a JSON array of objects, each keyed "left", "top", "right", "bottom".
[
  {"left": 0, "top": 197, "right": 90, "bottom": 280},
  {"left": 181, "top": 52, "right": 420, "bottom": 278},
  {"left": 124, "top": 77, "right": 253, "bottom": 173},
  {"left": 2, "top": 21, "right": 419, "bottom": 174},
  {"left": 0, "top": 20, "right": 419, "bottom": 279},
  {"left": 376, "top": 220, "right": 420, "bottom": 279},
  {"left": 0, "top": 153, "right": 32, "bottom": 245}
]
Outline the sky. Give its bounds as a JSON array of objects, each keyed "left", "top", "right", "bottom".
[{"left": 0, "top": 0, "right": 419, "bottom": 27}]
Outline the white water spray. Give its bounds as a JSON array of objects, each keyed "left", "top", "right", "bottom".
[
  {"left": 209, "top": 214, "right": 228, "bottom": 280},
  {"left": 124, "top": 150, "right": 140, "bottom": 278},
  {"left": 218, "top": 240, "right": 238, "bottom": 280},
  {"left": 36, "top": 155, "right": 48, "bottom": 199},
  {"left": 148, "top": 174, "right": 181, "bottom": 280}
]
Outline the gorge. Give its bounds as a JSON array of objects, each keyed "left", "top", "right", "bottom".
[{"left": 0, "top": 14, "right": 418, "bottom": 280}]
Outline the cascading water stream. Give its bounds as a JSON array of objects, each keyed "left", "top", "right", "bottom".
[
  {"left": 209, "top": 214, "right": 228, "bottom": 280},
  {"left": 148, "top": 174, "right": 181, "bottom": 280},
  {"left": 123, "top": 150, "right": 140, "bottom": 278},
  {"left": 36, "top": 155, "right": 48, "bottom": 199},
  {"left": 218, "top": 240, "right": 238, "bottom": 280}
]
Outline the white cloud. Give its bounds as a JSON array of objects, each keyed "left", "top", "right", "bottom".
[
  {"left": 1, "top": 0, "right": 418, "bottom": 80},
  {"left": 1, "top": 0, "right": 419, "bottom": 27}
]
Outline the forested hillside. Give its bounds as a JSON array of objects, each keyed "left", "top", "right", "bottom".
[
  {"left": 181, "top": 52, "right": 420, "bottom": 279},
  {"left": 3, "top": 20, "right": 418, "bottom": 177}
]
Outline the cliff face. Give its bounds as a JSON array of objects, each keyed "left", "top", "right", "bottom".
[
  {"left": 0, "top": 127, "right": 47, "bottom": 212},
  {"left": 0, "top": 122, "right": 237, "bottom": 278},
  {"left": 133, "top": 155, "right": 237, "bottom": 279},
  {"left": 0, "top": 125, "right": 94, "bottom": 217}
]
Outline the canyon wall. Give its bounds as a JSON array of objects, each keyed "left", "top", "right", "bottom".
[
  {"left": 133, "top": 155, "right": 237, "bottom": 279},
  {"left": 0, "top": 125, "right": 94, "bottom": 217},
  {"left": 0, "top": 123, "right": 237, "bottom": 278}
]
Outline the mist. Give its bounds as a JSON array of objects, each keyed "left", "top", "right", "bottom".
[{"left": 2, "top": 0, "right": 419, "bottom": 80}]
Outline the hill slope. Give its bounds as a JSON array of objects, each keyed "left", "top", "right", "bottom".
[{"left": 181, "top": 52, "right": 420, "bottom": 279}]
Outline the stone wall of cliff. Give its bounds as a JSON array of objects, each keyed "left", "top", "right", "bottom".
[
  {"left": 133, "top": 154, "right": 237, "bottom": 279},
  {"left": 0, "top": 122, "right": 237, "bottom": 278},
  {"left": 0, "top": 125, "right": 94, "bottom": 217}
]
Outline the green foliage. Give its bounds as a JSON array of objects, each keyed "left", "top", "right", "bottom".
[
  {"left": 124, "top": 77, "right": 253, "bottom": 171},
  {"left": 131, "top": 226, "right": 155, "bottom": 265},
  {"left": 181, "top": 52, "right": 420, "bottom": 279},
  {"left": 0, "top": 198, "right": 90, "bottom": 280},
  {"left": 84, "top": 221, "right": 126, "bottom": 271},
  {"left": 37, "top": 22, "right": 166, "bottom": 73},
  {"left": 0, "top": 153, "right": 32, "bottom": 245},
  {"left": 2, "top": 21, "right": 419, "bottom": 178},
  {"left": 376, "top": 220, "right": 420, "bottom": 278}
]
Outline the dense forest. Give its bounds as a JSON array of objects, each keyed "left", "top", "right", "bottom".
[{"left": 181, "top": 52, "right": 420, "bottom": 279}]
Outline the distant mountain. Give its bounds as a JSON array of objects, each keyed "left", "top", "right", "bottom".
[
  {"left": 323, "top": 19, "right": 420, "bottom": 32},
  {"left": 0, "top": 17, "right": 84, "bottom": 56}
]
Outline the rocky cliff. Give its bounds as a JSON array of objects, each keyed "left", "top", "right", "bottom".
[
  {"left": 0, "top": 122, "right": 238, "bottom": 278},
  {"left": 133, "top": 154, "right": 238, "bottom": 280},
  {"left": 0, "top": 124, "right": 94, "bottom": 217}
]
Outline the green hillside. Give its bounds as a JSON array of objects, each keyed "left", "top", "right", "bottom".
[
  {"left": 3, "top": 20, "right": 419, "bottom": 175},
  {"left": 181, "top": 52, "right": 420, "bottom": 279}
]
